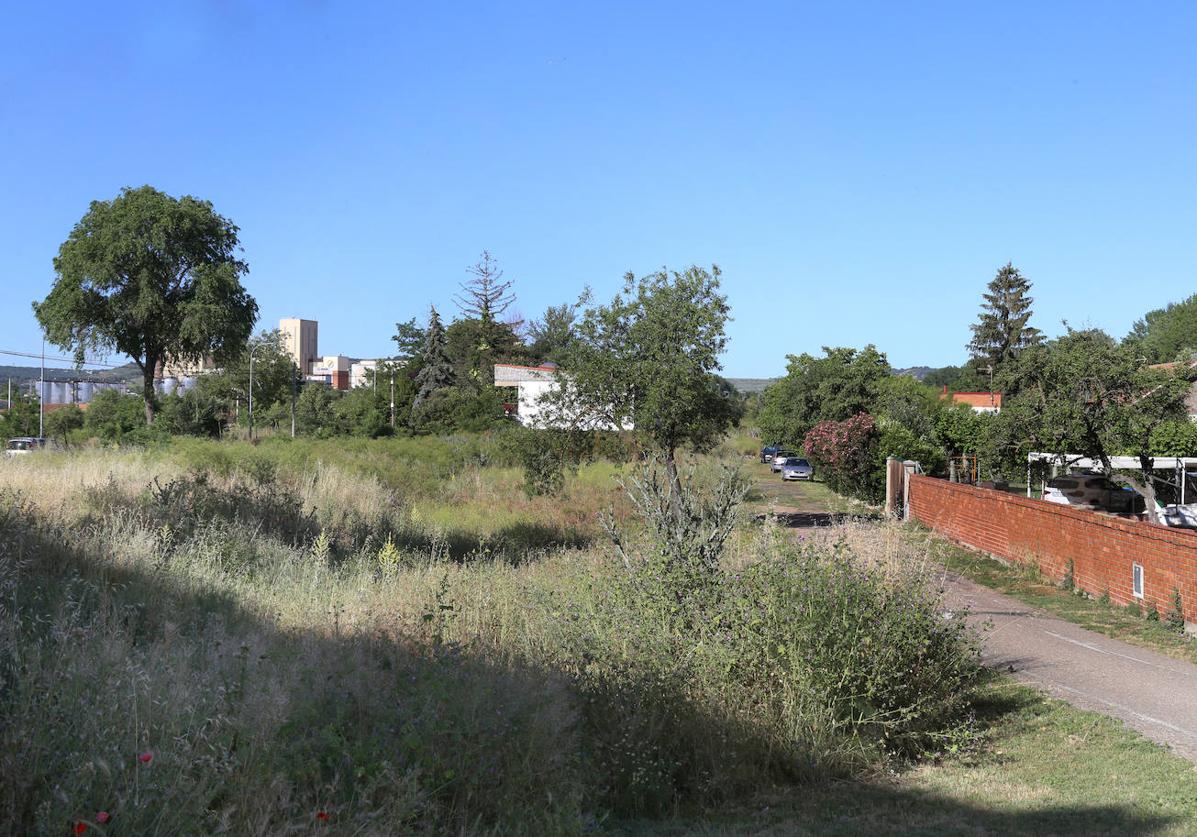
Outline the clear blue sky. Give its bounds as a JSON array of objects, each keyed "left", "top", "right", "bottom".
[{"left": 2, "top": 1, "right": 1195, "bottom": 377}]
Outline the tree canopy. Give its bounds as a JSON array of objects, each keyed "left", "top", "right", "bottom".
[
  {"left": 34, "top": 186, "right": 257, "bottom": 424},
  {"left": 1125, "top": 293, "right": 1197, "bottom": 364},
  {"left": 986, "top": 328, "right": 1191, "bottom": 519},
  {"left": 757, "top": 345, "right": 891, "bottom": 444},
  {"left": 564, "top": 266, "right": 742, "bottom": 498}
]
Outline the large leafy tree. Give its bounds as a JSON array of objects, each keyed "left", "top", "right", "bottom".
[
  {"left": 391, "top": 317, "right": 427, "bottom": 364},
  {"left": 1125, "top": 293, "right": 1197, "bottom": 363},
  {"left": 757, "top": 345, "right": 890, "bottom": 444},
  {"left": 565, "top": 266, "right": 742, "bottom": 502},
  {"left": 527, "top": 299, "right": 583, "bottom": 363},
  {"left": 994, "top": 329, "right": 1191, "bottom": 521},
  {"left": 34, "top": 186, "right": 257, "bottom": 424},
  {"left": 445, "top": 317, "right": 526, "bottom": 385},
  {"left": 202, "top": 330, "right": 300, "bottom": 425},
  {"left": 967, "top": 263, "right": 1043, "bottom": 382}
]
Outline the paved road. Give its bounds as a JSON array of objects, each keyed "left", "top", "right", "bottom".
[{"left": 941, "top": 572, "right": 1197, "bottom": 764}]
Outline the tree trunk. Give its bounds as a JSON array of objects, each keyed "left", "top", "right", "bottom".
[
  {"left": 664, "top": 447, "right": 685, "bottom": 523},
  {"left": 142, "top": 359, "right": 158, "bottom": 425},
  {"left": 1138, "top": 453, "right": 1161, "bottom": 525}
]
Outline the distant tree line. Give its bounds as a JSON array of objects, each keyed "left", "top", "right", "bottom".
[
  {"left": 754, "top": 263, "right": 1197, "bottom": 507},
  {"left": 22, "top": 186, "right": 741, "bottom": 457}
]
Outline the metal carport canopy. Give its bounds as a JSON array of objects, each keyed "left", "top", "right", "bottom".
[{"left": 1027, "top": 452, "right": 1197, "bottom": 471}]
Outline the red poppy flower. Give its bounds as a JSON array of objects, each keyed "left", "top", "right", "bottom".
[
  {"left": 95, "top": 812, "right": 111, "bottom": 824},
  {"left": 315, "top": 810, "right": 330, "bottom": 822},
  {"left": 137, "top": 752, "right": 153, "bottom": 764},
  {"left": 73, "top": 823, "right": 88, "bottom": 835}
]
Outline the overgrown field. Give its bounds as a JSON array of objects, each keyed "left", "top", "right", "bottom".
[{"left": 0, "top": 438, "right": 980, "bottom": 834}]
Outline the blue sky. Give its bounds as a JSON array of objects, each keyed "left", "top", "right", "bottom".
[{"left": 2, "top": 1, "right": 1194, "bottom": 377}]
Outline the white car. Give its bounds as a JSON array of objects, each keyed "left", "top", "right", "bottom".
[
  {"left": 771, "top": 451, "right": 799, "bottom": 472},
  {"left": 1043, "top": 473, "right": 1144, "bottom": 515},
  {"left": 5, "top": 437, "right": 47, "bottom": 457}
]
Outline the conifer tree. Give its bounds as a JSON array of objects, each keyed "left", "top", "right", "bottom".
[
  {"left": 454, "top": 251, "right": 519, "bottom": 385},
  {"left": 967, "top": 262, "right": 1044, "bottom": 378},
  {"left": 413, "top": 307, "right": 453, "bottom": 409}
]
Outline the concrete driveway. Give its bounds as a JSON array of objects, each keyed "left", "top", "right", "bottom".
[{"left": 942, "top": 572, "right": 1197, "bottom": 764}]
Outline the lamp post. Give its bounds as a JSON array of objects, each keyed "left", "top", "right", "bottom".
[
  {"left": 39, "top": 336, "right": 45, "bottom": 440},
  {"left": 248, "top": 342, "right": 260, "bottom": 441}
]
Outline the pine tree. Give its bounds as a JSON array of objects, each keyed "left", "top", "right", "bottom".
[
  {"left": 413, "top": 307, "right": 453, "bottom": 409},
  {"left": 967, "top": 263, "right": 1044, "bottom": 376},
  {"left": 454, "top": 251, "right": 519, "bottom": 385},
  {"left": 455, "top": 251, "right": 515, "bottom": 324}
]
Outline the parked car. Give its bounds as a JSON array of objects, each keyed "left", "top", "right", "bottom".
[
  {"left": 5, "top": 437, "right": 47, "bottom": 457},
  {"left": 770, "top": 450, "right": 799, "bottom": 472},
  {"left": 760, "top": 444, "right": 782, "bottom": 463},
  {"left": 1043, "top": 473, "right": 1145, "bottom": 515},
  {"left": 781, "top": 457, "right": 814, "bottom": 481}
]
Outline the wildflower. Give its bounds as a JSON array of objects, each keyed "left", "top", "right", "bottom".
[
  {"left": 96, "top": 812, "right": 111, "bottom": 825},
  {"left": 315, "top": 810, "right": 330, "bottom": 822},
  {"left": 137, "top": 752, "right": 153, "bottom": 764},
  {"left": 73, "top": 823, "right": 88, "bottom": 835}
]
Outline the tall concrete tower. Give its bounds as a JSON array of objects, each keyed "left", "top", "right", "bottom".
[{"left": 279, "top": 318, "right": 318, "bottom": 374}]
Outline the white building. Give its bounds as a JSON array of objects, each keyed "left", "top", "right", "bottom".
[
  {"left": 350, "top": 359, "right": 378, "bottom": 389},
  {"left": 493, "top": 363, "right": 630, "bottom": 430}
]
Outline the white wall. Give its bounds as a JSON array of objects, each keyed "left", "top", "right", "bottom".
[{"left": 516, "top": 379, "right": 630, "bottom": 430}]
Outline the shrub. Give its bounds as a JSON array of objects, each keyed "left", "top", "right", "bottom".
[
  {"left": 804, "top": 412, "right": 880, "bottom": 501},
  {"left": 577, "top": 463, "right": 980, "bottom": 813},
  {"left": 1061, "top": 559, "right": 1075, "bottom": 592},
  {"left": 1167, "top": 588, "right": 1186, "bottom": 634}
]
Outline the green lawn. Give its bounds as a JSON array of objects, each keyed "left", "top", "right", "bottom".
[
  {"left": 636, "top": 675, "right": 1197, "bottom": 836},
  {"left": 909, "top": 525, "right": 1197, "bottom": 667}
]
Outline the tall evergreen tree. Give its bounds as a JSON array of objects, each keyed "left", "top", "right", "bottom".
[
  {"left": 454, "top": 251, "right": 519, "bottom": 385},
  {"left": 413, "top": 307, "right": 453, "bottom": 409},
  {"left": 967, "top": 263, "right": 1043, "bottom": 379}
]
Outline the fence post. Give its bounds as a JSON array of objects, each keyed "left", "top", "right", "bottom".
[{"left": 885, "top": 456, "right": 905, "bottom": 518}]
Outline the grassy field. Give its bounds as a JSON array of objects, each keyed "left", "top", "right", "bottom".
[{"left": 2, "top": 437, "right": 1195, "bottom": 835}]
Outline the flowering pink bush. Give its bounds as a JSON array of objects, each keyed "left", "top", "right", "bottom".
[{"left": 803, "top": 412, "right": 880, "bottom": 500}]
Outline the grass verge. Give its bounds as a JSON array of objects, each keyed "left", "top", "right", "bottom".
[
  {"left": 650, "top": 674, "right": 1197, "bottom": 836},
  {"left": 911, "top": 526, "right": 1197, "bottom": 667}
]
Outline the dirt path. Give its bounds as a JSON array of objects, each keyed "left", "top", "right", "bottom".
[{"left": 942, "top": 571, "right": 1197, "bottom": 764}]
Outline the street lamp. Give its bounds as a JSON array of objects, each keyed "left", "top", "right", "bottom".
[{"left": 248, "top": 342, "right": 260, "bottom": 441}]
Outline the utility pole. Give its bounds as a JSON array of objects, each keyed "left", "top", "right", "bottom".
[
  {"left": 39, "top": 336, "right": 45, "bottom": 440},
  {"left": 247, "top": 343, "right": 258, "bottom": 441},
  {"left": 390, "top": 370, "right": 395, "bottom": 429},
  {"left": 290, "top": 364, "right": 297, "bottom": 439}
]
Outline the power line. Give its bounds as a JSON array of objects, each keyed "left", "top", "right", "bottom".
[{"left": 0, "top": 348, "right": 125, "bottom": 369}]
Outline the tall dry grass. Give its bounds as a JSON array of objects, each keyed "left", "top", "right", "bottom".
[{"left": 0, "top": 442, "right": 977, "bottom": 834}]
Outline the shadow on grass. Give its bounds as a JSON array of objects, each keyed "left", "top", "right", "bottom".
[
  {"left": 651, "top": 682, "right": 1186, "bottom": 836},
  {"left": 388, "top": 520, "right": 591, "bottom": 564},
  {"left": 1, "top": 505, "right": 1187, "bottom": 835},
  {"left": 751, "top": 511, "right": 884, "bottom": 528}
]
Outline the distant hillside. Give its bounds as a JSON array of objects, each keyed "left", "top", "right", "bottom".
[
  {"left": 893, "top": 366, "right": 933, "bottom": 380},
  {"left": 0, "top": 363, "right": 141, "bottom": 386},
  {"left": 727, "top": 378, "right": 777, "bottom": 394}
]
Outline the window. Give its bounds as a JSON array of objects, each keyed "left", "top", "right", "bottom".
[{"left": 1132, "top": 563, "right": 1144, "bottom": 599}]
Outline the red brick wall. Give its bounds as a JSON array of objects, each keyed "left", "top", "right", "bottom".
[{"left": 908, "top": 474, "right": 1197, "bottom": 621}]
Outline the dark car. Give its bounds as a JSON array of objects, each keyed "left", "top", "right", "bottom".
[{"left": 760, "top": 444, "right": 782, "bottom": 463}]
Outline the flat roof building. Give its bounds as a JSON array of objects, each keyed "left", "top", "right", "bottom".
[{"left": 280, "top": 318, "right": 319, "bottom": 374}]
